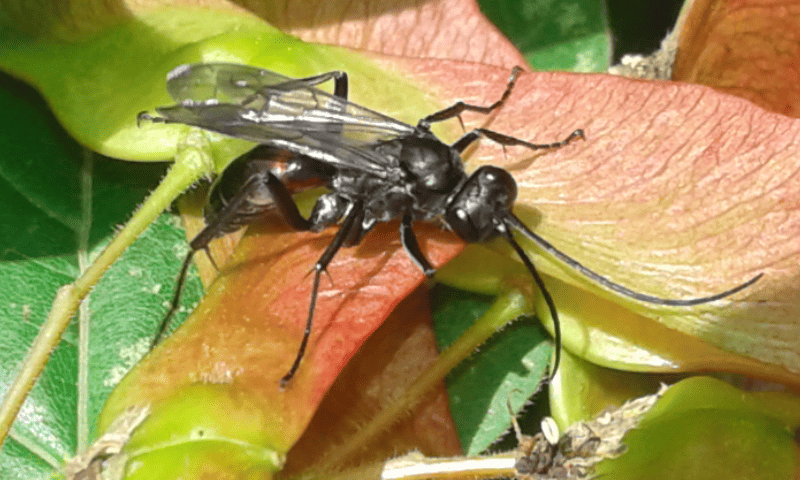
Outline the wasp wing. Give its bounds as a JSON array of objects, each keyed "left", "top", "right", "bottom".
[
  {"left": 152, "top": 63, "right": 418, "bottom": 177},
  {"left": 167, "top": 63, "right": 332, "bottom": 105}
]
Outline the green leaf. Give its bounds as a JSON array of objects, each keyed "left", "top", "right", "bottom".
[
  {"left": 432, "top": 284, "right": 552, "bottom": 455},
  {"left": 0, "top": 8, "right": 396, "bottom": 164},
  {"left": 0, "top": 73, "right": 202, "bottom": 479},
  {"left": 548, "top": 348, "right": 666, "bottom": 430},
  {"left": 478, "top": 0, "right": 611, "bottom": 71},
  {"left": 7, "top": 1, "right": 738, "bottom": 477},
  {"left": 596, "top": 378, "right": 800, "bottom": 480},
  {"left": 433, "top": 244, "right": 557, "bottom": 455}
]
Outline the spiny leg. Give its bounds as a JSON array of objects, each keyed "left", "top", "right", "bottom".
[
  {"left": 153, "top": 169, "right": 313, "bottom": 349},
  {"left": 400, "top": 213, "right": 436, "bottom": 277},
  {"left": 280, "top": 199, "right": 366, "bottom": 388},
  {"left": 197, "top": 169, "right": 313, "bottom": 249},
  {"left": 152, "top": 174, "right": 267, "bottom": 348},
  {"left": 257, "top": 170, "right": 314, "bottom": 232},
  {"left": 418, "top": 66, "right": 523, "bottom": 130},
  {"left": 451, "top": 128, "right": 585, "bottom": 154}
]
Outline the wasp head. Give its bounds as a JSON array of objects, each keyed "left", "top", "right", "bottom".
[{"left": 445, "top": 166, "right": 518, "bottom": 243}]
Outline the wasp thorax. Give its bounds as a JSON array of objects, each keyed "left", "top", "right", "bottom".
[
  {"left": 445, "top": 165, "right": 518, "bottom": 242},
  {"left": 401, "top": 136, "right": 463, "bottom": 192}
]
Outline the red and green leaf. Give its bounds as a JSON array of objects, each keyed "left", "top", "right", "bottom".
[{"left": 2, "top": 0, "right": 800, "bottom": 479}]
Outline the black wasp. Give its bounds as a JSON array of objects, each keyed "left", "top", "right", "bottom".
[{"left": 139, "top": 63, "right": 762, "bottom": 388}]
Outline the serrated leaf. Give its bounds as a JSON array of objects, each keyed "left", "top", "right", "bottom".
[{"left": 431, "top": 284, "right": 552, "bottom": 456}]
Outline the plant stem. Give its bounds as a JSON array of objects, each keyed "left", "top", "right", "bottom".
[
  {"left": 0, "top": 140, "right": 213, "bottom": 448},
  {"left": 313, "top": 289, "right": 531, "bottom": 472}
]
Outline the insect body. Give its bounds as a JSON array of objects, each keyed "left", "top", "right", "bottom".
[{"left": 140, "top": 63, "right": 762, "bottom": 387}]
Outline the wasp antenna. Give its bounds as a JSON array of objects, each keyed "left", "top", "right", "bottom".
[
  {"left": 503, "top": 214, "right": 762, "bottom": 306},
  {"left": 497, "top": 220, "right": 562, "bottom": 381}
]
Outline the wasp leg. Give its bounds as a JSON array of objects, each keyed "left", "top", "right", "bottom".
[
  {"left": 280, "top": 199, "right": 366, "bottom": 388},
  {"left": 256, "top": 170, "right": 314, "bottom": 231},
  {"left": 417, "top": 66, "right": 523, "bottom": 130},
  {"left": 151, "top": 250, "right": 196, "bottom": 349},
  {"left": 153, "top": 170, "right": 313, "bottom": 349},
  {"left": 451, "top": 128, "right": 585, "bottom": 154},
  {"left": 344, "top": 216, "right": 375, "bottom": 247},
  {"left": 418, "top": 67, "right": 523, "bottom": 127},
  {"left": 400, "top": 213, "right": 436, "bottom": 277},
  {"left": 152, "top": 174, "right": 270, "bottom": 348}
]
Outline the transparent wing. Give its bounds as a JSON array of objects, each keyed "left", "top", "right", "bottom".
[{"left": 152, "top": 63, "right": 418, "bottom": 176}]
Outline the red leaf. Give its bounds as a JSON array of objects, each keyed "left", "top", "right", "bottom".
[
  {"left": 283, "top": 286, "right": 462, "bottom": 474},
  {"left": 260, "top": 0, "right": 527, "bottom": 69},
  {"left": 353, "top": 56, "right": 800, "bottom": 382},
  {"left": 102, "top": 219, "right": 463, "bottom": 455},
  {"left": 93, "top": 4, "right": 800, "bottom": 472},
  {"left": 105, "top": 58, "right": 800, "bottom": 466}
]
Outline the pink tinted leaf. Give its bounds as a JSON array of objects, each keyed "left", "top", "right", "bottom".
[
  {"left": 282, "top": 286, "right": 463, "bottom": 474},
  {"left": 369, "top": 56, "right": 800, "bottom": 382},
  {"left": 449, "top": 66, "right": 799, "bottom": 381},
  {"left": 240, "top": 0, "right": 527, "bottom": 68}
]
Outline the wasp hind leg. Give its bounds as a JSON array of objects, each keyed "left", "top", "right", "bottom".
[
  {"left": 280, "top": 199, "right": 366, "bottom": 388},
  {"left": 153, "top": 169, "right": 313, "bottom": 349},
  {"left": 400, "top": 213, "right": 436, "bottom": 277}
]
